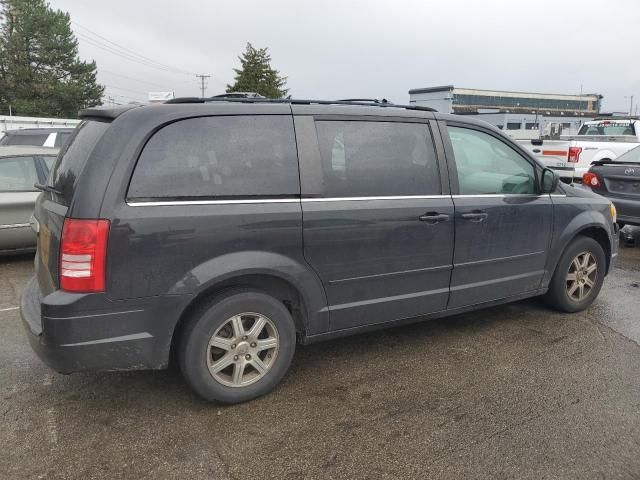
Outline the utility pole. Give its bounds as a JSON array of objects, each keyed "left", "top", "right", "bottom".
[{"left": 196, "top": 74, "right": 211, "bottom": 98}]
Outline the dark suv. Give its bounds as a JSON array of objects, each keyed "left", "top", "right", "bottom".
[{"left": 21, "top": 99, "right": 619, "bottom": 403}]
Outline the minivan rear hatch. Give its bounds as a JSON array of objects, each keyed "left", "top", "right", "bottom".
[{"left": 34, "top": 120, "right": 110, "bottom": 296}]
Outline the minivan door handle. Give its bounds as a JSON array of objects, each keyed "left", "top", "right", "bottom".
[
  {"left": 461, "top": 211, "right": 488, "bottom": 222},
  {"left": 418, "top": 212, "right": 449, "bottom": 224}
]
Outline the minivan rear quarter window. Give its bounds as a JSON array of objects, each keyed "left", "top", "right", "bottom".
[
  {"left": 314, "top": 120, "right": 440, "bottom": 197},
  {"left": 49, "top": 120, "right": 110, "bottom": 205},
  {"left": 128, "top": 115, "right": 299, "bottom": 200}
]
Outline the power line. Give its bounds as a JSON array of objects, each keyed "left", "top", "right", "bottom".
[
  {"left": 103, "top": 92, "right": 145, "bottom": 104},
  {"left": 75, "top": 32, "right": 192, "bottom": 76},
  {"left": 73, "top": 22, "right": 196, "bottom": 76},
  {"left": 71, "top": 22, "right": 227, "bottom": 97},
  {"left": 104, "top": 83, "right": 147, "bottom": 95},
  {"left": 100, "top": 69, "right": 173, "bottom": 90}
]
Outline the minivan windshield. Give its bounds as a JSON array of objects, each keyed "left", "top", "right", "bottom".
[{"left": 47, "top": 120, "right": 109, "bottom": 205}]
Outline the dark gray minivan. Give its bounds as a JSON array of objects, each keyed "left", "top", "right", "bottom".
[{"left": 21, "top": 99, "right": 619, "bottom": 403}]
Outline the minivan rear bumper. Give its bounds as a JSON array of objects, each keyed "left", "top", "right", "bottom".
[{"left": 20, "top": 276, "right": 189, "bottom": 373}]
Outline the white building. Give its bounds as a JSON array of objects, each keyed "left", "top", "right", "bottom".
[{"left": 408, "top": 85, "right": 603, "bottom": 138}]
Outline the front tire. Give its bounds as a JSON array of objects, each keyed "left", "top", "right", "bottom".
[
  {"left": 178, "top": 290, "right": 296, "bottom": 403},
  {"left": 544, "top": 236, "right": 606, "bottom": 313}
]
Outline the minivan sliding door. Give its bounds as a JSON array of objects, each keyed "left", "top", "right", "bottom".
[{"left": 295, "top": 115, "right": 454, "bottom": 331}]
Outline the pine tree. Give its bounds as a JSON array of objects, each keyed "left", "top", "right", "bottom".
[
  {"left": 0, "top": 0, "right": 104, "bottom": 118},
  {"left": 226, "top": 43, "right": 288, "bottom": 98}
]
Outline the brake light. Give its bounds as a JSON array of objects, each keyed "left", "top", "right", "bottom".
[
  {"left": 60, "top": 219, "right": 110, "bottom": 292},
  {"left": 582, "top": 172, "right": 602, "bottom": 189},
  {"left": 568, "top": 147, "right": 582, "bottom": 163}
]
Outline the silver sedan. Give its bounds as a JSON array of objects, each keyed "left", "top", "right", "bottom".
[{"left": 0, "top": 146, "right": 59, "bottom": 255}]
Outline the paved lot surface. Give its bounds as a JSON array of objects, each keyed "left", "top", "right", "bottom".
[{"left": 2, "top": 233, "right": 640, "bottom": 479}]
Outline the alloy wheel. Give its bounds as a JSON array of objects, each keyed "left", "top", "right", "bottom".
[
  {"left": 206, "top": 312, "right": 279, "bottom": 388},
  {"left": 566, "top": 251, "right": 598, "bottom": 302}
]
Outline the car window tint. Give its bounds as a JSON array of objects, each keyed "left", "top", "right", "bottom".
[
  {"left": 54, "top": 132, "right": 72, "bottom": 147},
  {"left": 49, "top": 121, "right": 110, "bottom": 205},
  {"left": 2, "top": 134, "right": 48, "bottom": 146},
  {"left": 314, "top": 121, "right": 440, "bottom": 197},
  {"left": 128, "top": 115, "right": 299, "bottom": 199},
  {"left": 0, "top": 156, "right": 38, "bottom": 192},
  {"left": 615, "top": 145, "right": 640, "bottom": 163},
  {"left": 447, "top": 126, "right": 536, "bottom": 195},
  {"left": 42, "top": 156, "right": 56, "bottom": 172}
]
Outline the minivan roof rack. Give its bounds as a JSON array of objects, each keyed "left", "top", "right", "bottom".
[
  {"left": 337, "top": 98, "right": 389, "bottom": 104},
  {"left": 163, "top": 96, "right": 437, "bottom": 112}
]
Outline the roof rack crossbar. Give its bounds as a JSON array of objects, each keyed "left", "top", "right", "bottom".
[{"left": 164, "top": 97, "right": 437, "bottom": 112}]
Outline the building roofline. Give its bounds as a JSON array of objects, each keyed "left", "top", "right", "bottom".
[
  {"left": 408, "top": 85, "right": 454, "bottom": 95},
  {"left": 409, "top": 85, "right": 602, "bottom": 100},
  {"left": 454, "top": 87, "right": 602, "bottom": 99}
]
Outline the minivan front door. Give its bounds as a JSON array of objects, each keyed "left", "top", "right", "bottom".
[
  {"left": 443, "top": 123, "right": 553, "bottom": 309},
  {"left": 294, "top": 114, "right": 454, "bottom": 331}
]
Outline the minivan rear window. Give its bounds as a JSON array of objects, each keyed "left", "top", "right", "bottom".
[
  {"left": 128, "top": 115, "right": 299, "bottom": 200},
  {"left": 48, "top": 121, "right": 110, "bottom": 205}
]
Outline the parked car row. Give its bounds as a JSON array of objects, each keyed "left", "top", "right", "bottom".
[
  {"left": 0, "top": 127, "right": 74, "bottom": 148},
  {"left": 0, "top": 146, "right": 59, "bottom": 255},
  {"left": 517, "top": 117, "right": 640, "bottom": 181},
  {"left": 582, "top": 145, "right": 640, "bottom": 228},
  {"left": 20, "top": 98, "right": 618, "bottom": 404}
]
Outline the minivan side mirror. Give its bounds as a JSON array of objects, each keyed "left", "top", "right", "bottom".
[{"left": 541, "top": 168, "right": 559, "bottom": 194}]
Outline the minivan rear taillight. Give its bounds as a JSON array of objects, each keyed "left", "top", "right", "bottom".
[
  {"left": 568, "top": 146, "right": 582, "bottom": 163},
  {"left": 60, "top": 219, "right": 110, "bottom": 292}
]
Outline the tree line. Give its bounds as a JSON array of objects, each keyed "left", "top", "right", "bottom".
[{"left": 0, "top": 0, "right": 288, "bottom": 118}]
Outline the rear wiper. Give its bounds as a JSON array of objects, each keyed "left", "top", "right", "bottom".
[{"left": 34, "top": 183, "right": 62, "bottom": 195}]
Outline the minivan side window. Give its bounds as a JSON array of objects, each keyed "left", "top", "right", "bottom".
[
  {"left": 314, "top": 121, "right": 440, "bottom": 197},
  {"left": 0, "top": 156, "right": 38, "bottom": 192},
  {"left": 128, "top": 116, "right": 299, "bottom": 199},
  {"left": 447, "top": 126, "right": 536, "bottom": 195}
]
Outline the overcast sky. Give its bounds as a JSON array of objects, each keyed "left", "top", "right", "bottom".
[{"left": 49, "top": 0, "right": 640, "bottom": 113}]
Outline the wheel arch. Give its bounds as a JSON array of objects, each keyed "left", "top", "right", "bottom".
[
  {"left": 167, "top": 252, "right": 329, "bottom": 363},
  {"left": 548, "top": 220, "right": 612, "bottom": 284}
]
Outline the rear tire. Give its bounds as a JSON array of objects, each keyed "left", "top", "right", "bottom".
[
  {"left": 544, "top": 236, "right": 606, "bottom": 313},
  {"left": 178, "top": 290, "right": 296, "bottom": 404}
]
